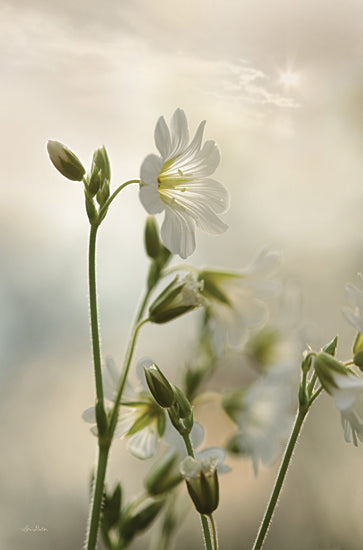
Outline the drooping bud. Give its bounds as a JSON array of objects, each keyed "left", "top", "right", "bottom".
[
  {"left": 180, "top": 456, "right": 219, "bottom": 515},
  {"left": 47, "top": 140, "right": 85, "bottom": 181},
  {"left": 149, "top": 275, "right": 204, "bottom": 324},
  {"left": 144, "top": 452, "right": 182, "bottom": 495},
  {"left": 313, "top": 352, "right": 348, "bottom": 395},
  {"left": 144, "top": 363, "right": 175, "bottom": 408}
]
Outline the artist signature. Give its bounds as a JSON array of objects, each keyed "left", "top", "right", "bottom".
[{"left": 20, "top": 524, "right": 48, "bottom": 533}]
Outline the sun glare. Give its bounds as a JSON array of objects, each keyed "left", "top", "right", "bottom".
[{"left": 280, "top": 71, "right": 300, "bottom": 87}]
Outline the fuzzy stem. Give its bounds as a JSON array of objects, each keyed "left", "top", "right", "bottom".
[
  {"left": 252, "top": 408, "right": 307, "bottom": 550},
  {"left": 182, "top": 432, "right": 214, "bottom": 550},
  {"left": 86, "top": 444, "right": 109, "bottom": 550}
]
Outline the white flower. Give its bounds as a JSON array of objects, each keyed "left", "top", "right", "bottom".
[
  {"left": 199, "top": 248, "right": 281, "bottom": 347},
  {"left": 139, "top": 108, "right": 229, "bottom": 259},
  {"left": 82, "top": 358, "right": 166, "bottom": 459},
  {"left": 224, "top": 373, "right": 294, "bottom": 474},
  {"left": 325, "top": 370, "right": 363, "bottom": 446},
  {"left": 343, "top": 276, "right": 363, "bottom": 334}
]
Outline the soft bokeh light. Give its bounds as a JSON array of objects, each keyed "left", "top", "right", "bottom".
[{"left": 1, "top": 0, "right": 363, "bottom": 549}]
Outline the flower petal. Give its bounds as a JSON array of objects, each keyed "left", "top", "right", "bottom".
[
  {"left": 161, "top": 205, "right": 196, "bottom": 258},
  {"left": 168, "top": 109, "right": 189, "bottom": 159},
  {"left": 140, "top": 154, "right": 163, "bottom": 185},
  {"left": 155, "top": 116, "right": 171, "bottom": 157},
  {"left": 82, "top": 407, "right": 96, "bottom": 423},
  {"left": 127, "top": 428, "right": 158, "bottom": 459}
]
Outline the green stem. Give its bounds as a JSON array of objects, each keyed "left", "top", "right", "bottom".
[
  {"left": 252, "top": 407, "right": 308, "bottom": 550},
  {"left": 98, "top": 179, "right": 140, "bottom": 219},
  {"left": 208, "top": 514, "right": 218, "bottom": 550},
  {"left": 89, "top": 224, "right": 104, "bottom": 404},
  {"left": 86, "top": 444, "right": 109, "bottom": 550},
  {"left": 108, "top": 318, "right": 150, "bottom": 438},
  {"left": 182, "top": 432, "right": 213, "bottom": 550}
]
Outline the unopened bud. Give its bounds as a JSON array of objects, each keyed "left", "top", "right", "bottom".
[
  {"left": 144, "top": 453, "right": 182, "bottom": 495},
  {"left": 313, "top": 352, "right": 347, "bottom": 395},
  {"left": 144, "top": 363, "right": 175, "bottom": 408},
  {"left": 149, "top": 275, "right": 203, "bottom": 324},
  {"left": 47, "top": 140, "right": 85, "bottom": 181},
  {"left": 145, "top": 217, "right": 161, "bottom": 259}
]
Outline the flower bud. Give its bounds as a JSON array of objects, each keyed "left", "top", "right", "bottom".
[
  {"left": 145, "top": 217, "right": 161, "bottom": 259},
  {"left": 47, "top": 140, "right": 85, "bottom": 181},
  {"left": 84, "top": 191, "right": 98, "bottom": 224},
  {"left": 144, "top": 363, "right": 175, "bottom": 408},
  {"left": 313, "top": 352, "right": 348, "bottom": 395},
  {"left": 96, "top": 179, "right": 110, "bottom": 206},
  {"left": 149, "top": 275, "right": 204, "bottom": 324},
  {"left": 180, "top": 456, "right": 219, "bottom": 515},
  {"left": 120, "top": 499, "right": 165, "bottom": 543},
  {"left": 353, "top": 350, "right": 363, "bottom": 371},
  {"left": 144, "top": 452, "right": 182, "bottom": 495},
  {"left": 353, "top": 332, "right": 363, "bottom": 354},
  {"left": 322, "top": 335, "right": 338, "bottom": 356}
]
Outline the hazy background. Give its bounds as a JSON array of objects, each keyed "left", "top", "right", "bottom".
[{"left": 1, "top": 0, "right": 363, "bottom": 548}]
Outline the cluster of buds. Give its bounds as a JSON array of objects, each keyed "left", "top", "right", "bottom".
[
  {"left": 144, "top": 362, "right": 221, "bottom": 515},
  {"left": 47, "top": 140, "right": 111, "bottom": 225}
]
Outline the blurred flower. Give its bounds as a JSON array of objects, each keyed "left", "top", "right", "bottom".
[
  {"left": 314, "top": 353, "right": 363, "bottom": 446},
  {"left": 223, "top": 372, "right": 294, "bottom": 474},
  {"left": 82, "top": 358, "right": 166, "bottom": 459},
  {"left": 343, "top": 276, "right": 363, "bottom": 334},
  {"left": 139, "top": 108, "right": 229, "bottom": 259},
  {"left": 199, "top": 248, "right": 281, "bottom": 347}
]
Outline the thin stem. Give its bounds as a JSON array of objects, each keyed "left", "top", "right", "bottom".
[
  {"left": 252, "top": 408, "right": 307, "bottom": 550},
  {"left": 208, "top": 514, "right": 218, "bottom": 550},
  {"left": 108, "top": 318, "right": 150, "bottom": 438},
  {"left": 88, "top": 223, "right": 104, "bottom": 404},
  {"left": 86, "top": 445, "right": 109, "bottom": 550},
  {"left": 135, "top": 286, "right": 153, "bottom": 324},
  {"left": 98, "top": 179, "right": 140, "bottom": 219},
  {"left": 182, "top": 432, "right": 213, "bottom": 550}
]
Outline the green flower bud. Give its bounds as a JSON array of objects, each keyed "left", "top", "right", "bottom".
[
  {"left": 144, "top": 452, "right": 182, "bottom": 495},
  {"left": 145, "top": 217, "right": 161, "bottom": 259},
  {"left": 96, "top": 179, "right": 110, "bottom": 206},
  {"left": 120, "top": 499, "right": 165, "bottom": 543},
  {"left": 180, "top": 456, "right": 219, "bottom": 515},
  {"left": 149, "top": 275, "right": 203, "bottom": 324},
  {"left": 353, "top": 349, "right": 363, "bottom": 371},
  {"left": 84, "top": 191, "right": 99, "bottom": 224},
  {"left": 313, "top": 352, "right": 348, "bottom": 395},
  {"left": 47, "top": 140, "right": 85, "bottom": 181},
  {"left": 353, "top": 332, "right": 363, "bottom": 354},
  {"left": 144, "top": 363, "right": 175, "bottom": 408},
  {"left": 92, "top": 145, "right": 111, "bottom": 182},
  {"left": 322, "top": 335, "right": 338, "bottom": 356},
  {"left": 102, "top": 483, "right": 122, "bottom": 530}
]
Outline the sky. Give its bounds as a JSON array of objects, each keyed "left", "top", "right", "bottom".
[{"left": 1, "top": 1, "right": 363, "bottom": 549}]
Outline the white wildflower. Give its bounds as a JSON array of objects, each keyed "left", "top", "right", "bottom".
[{"left": 140, "top": 108, "right": 229, "bottom": 259}]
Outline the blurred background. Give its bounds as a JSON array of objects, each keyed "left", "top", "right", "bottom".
[{"left": 1, "top": 0, "right": 363, "bottom": 548}]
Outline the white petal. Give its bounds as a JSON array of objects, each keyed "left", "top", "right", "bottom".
[
  {"left": 245, "top": 249, "right": 281, "bottom": 278},
  {"left": 169, "top": 109, "right": 189, "bottom": 159},
  {"left": 140, "top": 154, "right": 163, "bottom": 185},
  {"left": 190, "top": 422, "right": 205, "bottom": 449},
  {"left": 127, "top": 428, "right": 158, "bottom": 459},
  {"left": 139, "top": 184, "right": 164, "bottom": 215},
  {"left": 342, "top": 308, "right": 363, "bottom": 334},
  {"left": 161, "top": 205, "right": 196, "bottom": 259},
  {"left": 103, "top": 357, "right": 120, "bottom": 401},
  {"left": 114, "top": 409, "right": 137, "bottom": 438},
  {"left": 155, "top": 116, "right": 171, "bottom": 157},
  {"left": 346, "top": 283, "right": 363, "bottom": 310},
  {"left": 82, "top": 407, "right": 96, "bottom": 423}
]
